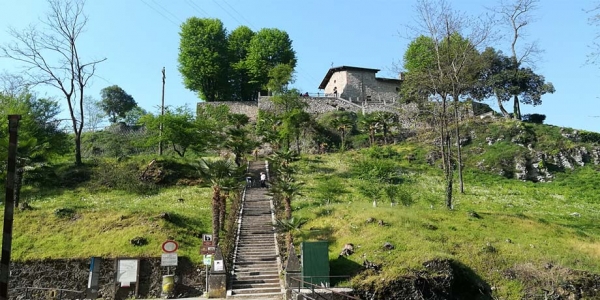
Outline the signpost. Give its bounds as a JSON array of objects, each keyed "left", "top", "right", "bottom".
[{"left": 200, "top": 234, "right": 214, "bottom": 294}]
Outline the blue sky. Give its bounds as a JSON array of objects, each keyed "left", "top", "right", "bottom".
[{"left": 1, "top": 0, "right": 599, "bottom": 132}]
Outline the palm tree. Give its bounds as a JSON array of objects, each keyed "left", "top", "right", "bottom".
[
  {"left": 219, "top": 177, "right": 244, "bottom": 231},
  {"left": 198, "top": 158, "right": 244, "bottom": 246},
  {"left": 330, "top": 113, "right": 355, "bottom": 151},
  {"left": 270, "top": 175, "right": 303, "bottom": 247},
  {"left": 274, "top": 217, "right": 307, "bottom": 249},
  {"left": 359, "top": 113, "right": 379, "bottom": 147}
]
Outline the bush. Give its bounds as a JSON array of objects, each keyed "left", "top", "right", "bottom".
[
  {"left": 350, "top": 159, "right": 403, "bottom": 184},
  {"left": 522, "top": 114, "right": 546, "bottom": 124},
  {"left": 579, "top": 131, "right": 600, "bottom": 144},
  {"left": 90, "top": 161, "right": 158, "bottom": 195}
]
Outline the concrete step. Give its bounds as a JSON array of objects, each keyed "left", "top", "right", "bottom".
[
  {"left": 230, "top": 287, "right": 282, "bottom": 295},
  {"left": 231, "top": 278, "right": 280, "bottom": 285},
  {"left": 234, "top": 270, "right": 279, "bottom": 277},
  {"left": 232, "top": 282, "right": 281, "bottom": 290},
  {"left": 227, "top": 291, "right": 283, "bottom": 299}
]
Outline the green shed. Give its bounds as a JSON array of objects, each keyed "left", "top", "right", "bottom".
[{"left": 300, "top": 241, "right": 330, "bottom": 288}]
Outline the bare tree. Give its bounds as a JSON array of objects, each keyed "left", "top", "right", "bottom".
[
  {"left": 406, "top": 0, "right": 492, "bottom": 206},
  {"left": 82, "top": 95, "right": 106, "bottom": 132},
  {"left": 0, "top": 72, "right": 28, "bottom": 97},
  {"left": 588, "top": 2, "right": 600, "bottom": 65},
  {"left": 1, "top": 0, "right": 106, "bottom": 165},
  {"left": 491, "top": 0, "right": 541, "bottom": 120}
]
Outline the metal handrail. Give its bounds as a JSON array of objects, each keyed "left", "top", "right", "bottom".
[{"left": 288, "top": 276, "right": 360, "bottom": 300}]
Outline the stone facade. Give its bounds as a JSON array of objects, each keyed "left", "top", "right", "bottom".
[
  {"left": 318, "top": 66, "right": 402, "bottom": 103},
  {"left": 197, "top": 101, "right": 259, "bottom": 121}
]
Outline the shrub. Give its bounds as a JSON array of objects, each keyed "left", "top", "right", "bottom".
[
  {"left": 579, "top": 131, "right": 600, "bottom": 144},
  {"left": 522, "top": 114, "right": 546, "bottom": 124},
  {"left": 350, "top": 159, "right": 403, "bottom": 184}
]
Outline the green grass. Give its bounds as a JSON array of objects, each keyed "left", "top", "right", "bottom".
[
  {"left": 11, "top": 181, "right": 213, "bottom": 263},
  {"left": 290, "top": 148, "right": 600, "bottom": 299}
]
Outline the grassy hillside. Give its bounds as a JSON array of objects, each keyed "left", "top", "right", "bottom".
[{"left": 2, "top": 118, "right": 599, "bottom": 299}]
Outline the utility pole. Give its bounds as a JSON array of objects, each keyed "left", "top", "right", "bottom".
[
  {"left": 0, "top": 115, "right": 21, "bottom": 300},
  {"left": 159, "top": 67, "right": 165, "bottom": 155}
]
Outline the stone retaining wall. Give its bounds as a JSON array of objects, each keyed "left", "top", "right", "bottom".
[{"left": 8, "top": 257, "right": 204, "bottom": 300}]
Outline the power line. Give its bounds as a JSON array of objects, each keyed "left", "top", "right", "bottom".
[
  {"left": 139, "top": 0, "right": 180, "bottom": 27},
  {"left": 185, "top": 0, "right": 209, "bottom": 17},
  {"left": 222, "top": 0, "right": 257, "bottom": 30},
  {"left": 150, "top": 0, "right": 184, "bottom": 23},
  {"left": 211, "top": 0, "right": 244, "bottom": 27}
]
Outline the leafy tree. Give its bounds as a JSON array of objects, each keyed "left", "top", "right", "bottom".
[
  {"left": 178, "top": 18, "right": 229, "bottom": 101},
  {"left": 0, "top": 91, "right": 69, "bottom": 205},
  {"left": 246, "top": 28, "right": 297, "bottom": 91},
  {"left": 228, "top": 26, "right": 256, "bottom": 101},
  {"left": 267, "top": 64, "right": 295, "bottom": 95},
  {"left": 270, "top": 175, "right": 303, "bottom": 247},
  {"left": 123, "top": 106, "right": 149, "bottom": 126},
  {"left": 100, "top": 85, "right": 137, "bottom": 123},
  {"left": 140, "top": 106, "right": 213, "bottom": 157},
  {"left": 1, "top": 0, "right": 106, "bottom": 165},
  {"left": 490, "top": 0, "right": 553, "bottom": 120},
  {"left": 478, "top": 48, "right": 555, "bottom": 119}
]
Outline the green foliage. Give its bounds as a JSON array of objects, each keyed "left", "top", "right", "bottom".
[
  {"left": 314, "top": 176, "right": 347, "bottom": 204},
  {"left": 228, "top": 26, "right": 257, "bottom": 101},
  {"left": 246, "top": 28, "right": 297, "bottom": 90},
  {"left": 350, "top": 158, "right": 403, "bottom": 184},
  {"left": 99, "top": 85, "right": 137, "bottom": 123},
  {"left": 178, "top": 18, "right": 229, "bottom": 101},
  {"left": 140, "top": 105, "right": 214, "bottom": 157},
  {"left": 579, "top": 131, "right": 600, "bottom": 144},
  {"left": 88, "top": 161, "right": 158, "bottom": 195},
  {"left": 522, "top": 113, "right": 546, "bottom": 124}
]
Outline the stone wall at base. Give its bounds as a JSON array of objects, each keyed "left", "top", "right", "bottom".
[{"left": 9, "top": 257, "right": 204, "bottom": 300}]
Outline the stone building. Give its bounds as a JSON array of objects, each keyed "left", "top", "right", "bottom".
[{"left": 318, "top": 66, "right": 403, "bottom": 103}]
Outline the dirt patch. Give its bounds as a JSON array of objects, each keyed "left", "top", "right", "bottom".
[
  {"left": 9, "top": 257, "right": 204, "bottom": 300},
  {"left": 505, "top": 263, "right": 600, "bottom": 299},
  {"left": 354, "top": 259, "right": 492, "bottom": 300}
]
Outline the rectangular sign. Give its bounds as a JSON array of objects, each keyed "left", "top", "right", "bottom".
[
  {"left": 200, "top": 246, "right": 216, "bottom": 255},
  {"left": 203, "top": 255, "right": 212, "bottom": 266},
  {"left": 214, "top": 259, "right": 224, "bottom": 271},
  {"left": 117, "top": 259, "right": 139, "bottom": 283},
  {"left": 161, "top": 253, "right": 178, "bottom": 267}
]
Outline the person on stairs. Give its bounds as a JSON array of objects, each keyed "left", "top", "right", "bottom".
[{"left": 260, "top": 172, "right": 267, "bottom": 188}]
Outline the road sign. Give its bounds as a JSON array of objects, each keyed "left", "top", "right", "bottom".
[
  {"left": 203, "top": 255, "right": 212, "bottom": 266},
  {"left": 202, "top": 234, "right": 213, "bottom": 242},
  {"left": 161, "top": 240, "right": 179, "bottom": 253},
  {"left": 161, "top": 253, "right": 178, "bottom": 266}
]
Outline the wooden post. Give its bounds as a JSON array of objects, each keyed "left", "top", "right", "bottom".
[
  {"left": 0, "top": 115, "right": 21, "bottom": 300},
  {"left": 159, "top": 67, "right": 165, "bottom": 155}
]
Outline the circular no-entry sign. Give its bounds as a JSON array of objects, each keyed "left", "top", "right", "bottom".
[{"left": 162, "top": 240, "right": 179, "bottom": 253}]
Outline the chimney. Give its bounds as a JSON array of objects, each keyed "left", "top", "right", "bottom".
[{"left": 399, "top": 72, "right": 405, "bottom": 81}]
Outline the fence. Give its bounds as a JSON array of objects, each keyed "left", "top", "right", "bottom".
[{"left": 288, "top": 276, "right": 359, "bottom": 300}]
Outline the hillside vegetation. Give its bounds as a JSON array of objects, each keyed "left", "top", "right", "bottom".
[{"left": 2, "top": 117, "right": 600, "bottom": 299}]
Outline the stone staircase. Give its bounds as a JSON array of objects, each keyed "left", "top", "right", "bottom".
[{"left": 227, "top": 161, "right": 283, "bottom": 299}]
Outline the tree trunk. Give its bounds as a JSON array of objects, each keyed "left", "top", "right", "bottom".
[
  {"left": 284, "top": 196, "right": 292, "bottom": 220},
  {"left": 75, "top": 131, "right": 82, "bottom": 165},
  {"left": 295, "top": 132, "right": 300, "bottom": 154},
  {"left": 212, "top": 187, "right": 221, "bottom": 245},
  {"left": 496, "top": 93, "right": 510, "bottom": 117},
  {"left": 453, "top": 99, "right": 464, "bottom": 194},
  {"left": 383, "top": 123, "right": 388, "bottom": 145},
  {"left": 219, "top": 192, "right": 228, "bottom": 231},
  {"left": 444, "top": 133, "right": 454, "bottom": 209},
  {"left": 513, "top": 95, "right": 521, "bottom": 120}
]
